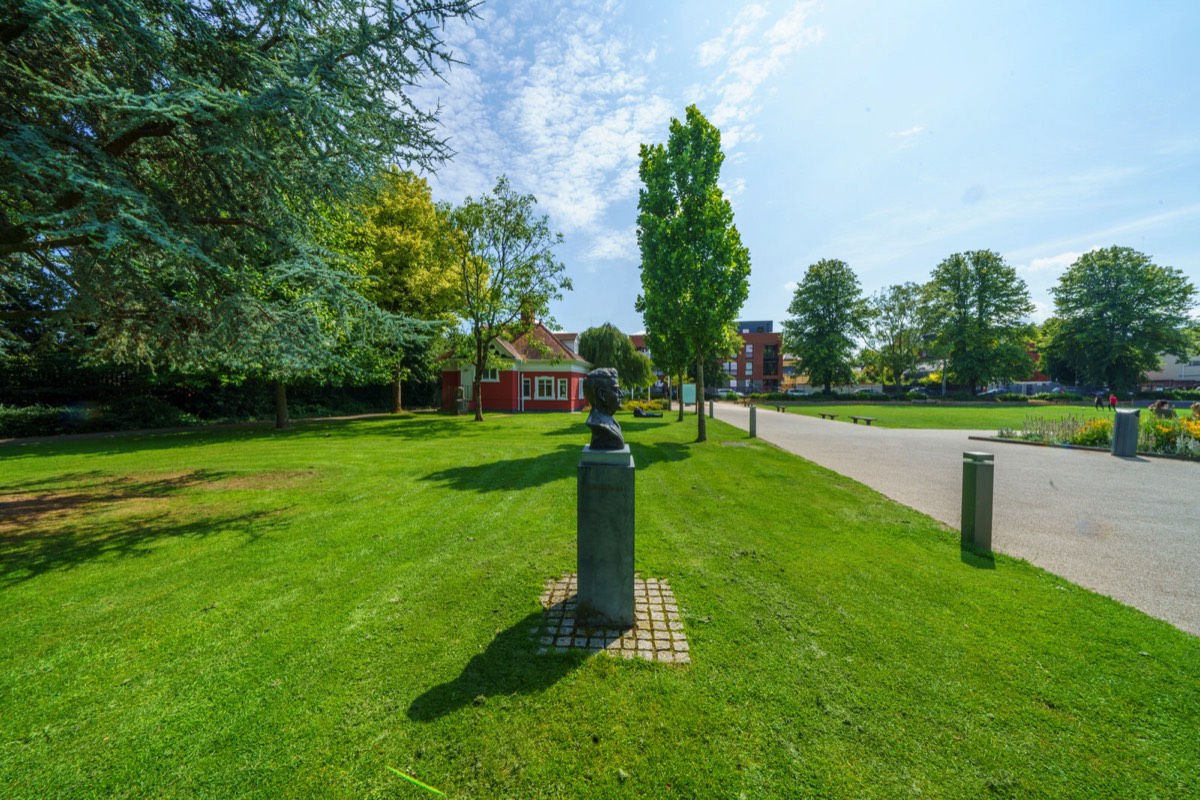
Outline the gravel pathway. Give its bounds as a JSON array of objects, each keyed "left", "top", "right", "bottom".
[{"left": 712, "top": 403, "right": 1200, "bottom": 637}]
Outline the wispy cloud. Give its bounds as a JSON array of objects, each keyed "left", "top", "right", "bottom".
[
  {"left": 695, "top": 2, "right": 824, "bottom": 147},
  {"left": 412, "top": 2, "right": 674, "bottom": 262},
  {"left": 411, "top": 1, "right": 823, "bottom": 268},
  {"left": 889, "top": 125, "right": 926, "bottom": 137}
]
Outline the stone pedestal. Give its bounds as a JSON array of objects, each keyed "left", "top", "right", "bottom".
[{"left": 577, "top": 445, "right": 635, "bottom": 627}]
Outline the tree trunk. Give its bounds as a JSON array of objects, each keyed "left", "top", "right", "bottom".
[
  {"left": 676, "top": 372, "right": 685, "bottom": 421},
  {"left": 663, "top": 376, "right": 672, "bottom": 411},
  {"left": 941, "top": 355, "right": 948, "bottom": 397},
  {"left": 696, "top": 358, "right": 707, "bottom": 442},
  {"left": 390, "top": 362, "right": 403, "bottom": 414},
  {"left": 274, "top": 380, "right": 289, "bottom": 429}
]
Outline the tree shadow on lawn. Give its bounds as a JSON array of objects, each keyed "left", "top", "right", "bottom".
[
  {"left": 540, "top": 417, "right": 672, "bottom": 438},
  {"left": 407, "top": 611, "right": 586, "bottom": 722},
  {"left": 418, "top": 444, "right": 580, "bottom": 493},
  {"left": 0, "top": 414, "right": 483, "bottom": 462},
  {"left": 0, "top": 470, "right": 273, "bottom": 587},
  {"left": 420, "top": 438, "right": 694, "bottom": 494}
]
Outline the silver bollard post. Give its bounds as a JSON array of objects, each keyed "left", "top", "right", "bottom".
[
  {"left": 709, "top": 399, "right": 714, "bottom": 418},
  {"left": 961, "top": 452, "right": 994, "bottom": 552},
  {"left": 749, "top": 405, "right": 757, "bottom": 438}
]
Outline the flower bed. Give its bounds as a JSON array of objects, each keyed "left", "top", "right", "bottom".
[{"left": 998, "top": 413, "right": 1200, "bottom": 460}]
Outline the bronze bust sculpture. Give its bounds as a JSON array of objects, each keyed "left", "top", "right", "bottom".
[{"left": 582, "top": 368, "right": 624, "bottom": 450}]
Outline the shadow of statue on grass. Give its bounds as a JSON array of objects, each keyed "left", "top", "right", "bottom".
[
  {"left": 407, "top": 611, "right": 586, "bottom": 722},
  {"left": 418, "top": 444, "right": 579, "bottom": 493}
]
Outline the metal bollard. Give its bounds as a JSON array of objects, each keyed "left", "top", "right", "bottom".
[
  {"left": 961, "top": 452, "right": 994, "bottom": 551},
  {"left": 749, "top": 405, "right": 757, "bottom": 438},
  {"left": 709, "top": 399, "right": 714, "bottom": 418},
  {"left": 1111, "top": 408, "right": 1140, "bottom": 457}
]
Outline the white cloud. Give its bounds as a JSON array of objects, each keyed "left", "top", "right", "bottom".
[
  {"left": 697, "top": 2, "right": 824, "bottom": 133},
  {"left": 1030, "top": 299, "right": 1053, "bottom": 325},
  {"left": 784, "top": 280, "right": 798, "bottom": 293},
  {"left": 889, "top": 125, "right": 926, "bottom": 137},
  {"left": 586, "top": 226, "right": 638, "bottom": 262},
  {"left": 1017, "top": 250, "right": 1084, "bottom": 275}
]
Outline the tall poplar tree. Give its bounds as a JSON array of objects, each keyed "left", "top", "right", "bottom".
[{"left": 636, "top": 105, "right": 750, "bottom": 443}]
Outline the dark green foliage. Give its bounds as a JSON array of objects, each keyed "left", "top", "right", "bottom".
[
  {"left": 1044, "top": 247, "right": 1196, "bottom": 390},
  {"left": 1, "top": 0, "right": 477, "bottom": 371},
  {"left": 449, "top": 176, "right": 571, "bottom": 422},
  {"left": 637, "top": 105, "right": 750, "bottom": 441},
  {"left": 925, "top": 250, "right": 1035, "bottom": 393},
  {"left": 577, "top": 323, "right": 652, "bottom": 390},
  {"left": 783, "top": 259, "right": 871, "bottom": 393}
]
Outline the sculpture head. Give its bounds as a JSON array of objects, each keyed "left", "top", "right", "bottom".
[{"left": 583, "top": 368, "right": 623, "bottom": 416}]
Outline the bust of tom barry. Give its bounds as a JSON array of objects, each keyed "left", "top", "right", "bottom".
[{"left": 582, "top": 368, "right": 625, "bottom": 450}]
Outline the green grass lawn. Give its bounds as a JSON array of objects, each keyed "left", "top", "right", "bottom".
[
  {"left": 770, "top": 402, "right": 1114, "bottom": 430},
  {"left": 2, "top": 414, "right": 1197, "bottom": 798}
]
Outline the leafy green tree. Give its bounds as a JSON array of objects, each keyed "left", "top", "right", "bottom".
[
  {"left": 577, "top": 322, "right": 654, "bottom": 395},
  {"left": 642, "top": 327, "right": 690, "bottom": 419},
  {"left": 783, "top": 259, "right": 871, "bottom": 393},
  {"left": 450, "top": 177, "right": 571, "bottom": 422},
  {"left": 360, "top": 169, "right": 459, "bottom": 412},
  {"left": 636, "top": 105, "right": 751, "bottom": 442},
  {"left": 1045, "top": 246, "right": 1196, "bottom": 390},
  {"left": 865, "top": 282, "right": 925, "bottom": 394},
  {"left": 925, "top": 250, "right": 1035, "bottom": 394},
  {"left": 0, "top": 0, "right": 476, "bottom": 372}
]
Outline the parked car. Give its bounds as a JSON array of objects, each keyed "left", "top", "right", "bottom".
[{"left": 784, "top": 388, "right": 812, "bottom": 397}]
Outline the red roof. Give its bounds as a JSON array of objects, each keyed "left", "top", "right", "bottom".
[{"left": 506, "top": 322, "right": 588, "bottom": 362}]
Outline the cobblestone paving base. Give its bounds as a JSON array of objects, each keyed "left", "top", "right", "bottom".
[{"left": 534, "top": 573, "right": 690, "bottom": 664}]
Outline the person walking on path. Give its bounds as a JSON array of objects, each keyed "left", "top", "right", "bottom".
[
  {"left": 1094, "top": 392, "right": 1104, "bottom": 410},
  {"left": 1109, "top": 392, "right": 1118, "bottom": 411}
]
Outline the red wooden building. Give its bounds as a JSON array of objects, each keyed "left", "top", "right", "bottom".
[{"left": 441, "top": 322, "right": 592, "bottom": 413}]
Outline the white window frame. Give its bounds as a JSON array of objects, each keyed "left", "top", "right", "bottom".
[
  {"left": 522, "top": 377, "right": 531, "bottom": 399},
  {"left": 745, "top": 343, "right": 754, "bottom": 357},
  {"left": 481, "top": 367, "right": 500, "bottom": 382},
  {"left": 557, "top": 378, "right": 569, "bottom": 400},
  {"left": 535, "top": 376, "right": 555, "bottom": 399}
]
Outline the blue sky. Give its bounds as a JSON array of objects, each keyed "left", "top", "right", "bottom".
[{"left": 413, "top": 0, "right": 1200, "bottom": 334}]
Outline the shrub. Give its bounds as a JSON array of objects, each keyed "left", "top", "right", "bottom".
[
  {"left": 104, "top": 395, "right": 196, "bottom": 429},
  {"left": 0, "top": 404, "right": 68, "bottom": 438},
  {"left": 1070, "top": 417, "right": 1112, "bottom": 447},
  {"left": 997, "top": 393, "right": 1029, "bottom": 403},
  {"left": 1033, "top": 392, "right": 1082, "bottom": 402},
  {"left": 623, "top": 399, "right": 665, "bottom": 413}
]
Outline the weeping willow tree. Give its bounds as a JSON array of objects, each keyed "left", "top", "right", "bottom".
[{"left": 0, "top": 0, "right": 478, "bottom": 418}]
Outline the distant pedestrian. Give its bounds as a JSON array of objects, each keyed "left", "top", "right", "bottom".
[
  {"left": 1109, "top": 393, "right": 1118, "bottom": 411},
  {"left": 1094, "top": 393, "right": 1103, "bottom": 410}
]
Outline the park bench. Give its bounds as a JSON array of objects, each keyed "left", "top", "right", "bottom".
[
  {"left": 739, "top": 398, "right": 752, "bottom": 408},
  {"left": 818, "top": 412, "right": 837, "bottom": 420},
  {"left": 775, "top": 405, "right": 786, "bottom": 412},
  {"left": 850, "top": 415, "right": 877, "bottom": 425}
]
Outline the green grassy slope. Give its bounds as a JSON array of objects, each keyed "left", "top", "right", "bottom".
[{"left": 1, "top": 414, "right": 1196, "bottom": 798}]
